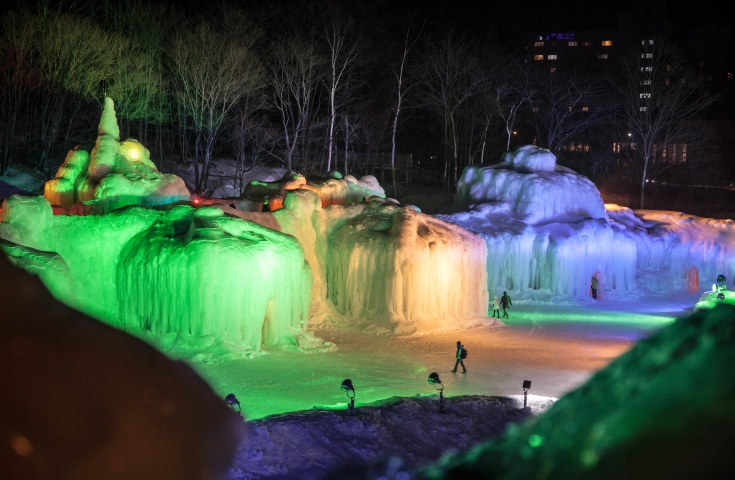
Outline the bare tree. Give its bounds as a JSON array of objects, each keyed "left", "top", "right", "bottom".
[
  {"left": 387, "top": 20, "right": 422, "bottom": 196},
  {"left": 167, "top": 9, "right": 264, "bottom": 195},
  {"left": 420, "top": 32, "right": 486, "bottom": 187},
  {"left": 323, "top": 8, "right": 360, "bottom": 173},
  {"left": 492, "top": 64, "right": 532, "bottom": 153},
  {"left": 267, "top": 35, "right": 324, "bottom": 172},
  {"left": 0, "top": 11, "right": 42, "bottom": 175},
  {"left": 529, "top": 69, "right": 606, "bottom": 158},
  {"left": 610, "top": 39, "right": 717, "bottom": 208}
]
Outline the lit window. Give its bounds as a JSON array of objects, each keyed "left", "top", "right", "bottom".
[
  {"left": 640, "top": 93, "right": 651, "bottom": 98},
  {"left": 535, "top": 41, "right": 544, "bottom": 47},
  {"left": 665, "top": 78, "right": 670, "bottom": 85},
  {"left": 583, "top": 41, "right": 592, "bottom": 47},
  {"left": 602, "top": 40, "right": 612, "bottom": 46},
  {"left": 568, "top": 41, "right": 578, "bottom": 46},
  {"left": 534, "top": 54, "right": 544, "bottom": 60},
  {"left": 640, "top": 79, "right": 651, "bottom": 85},
  {"left": 598, "top": 54, "right": 608, "bottom": 59},
  {"left": 568, "top": 106, "right": 573, "bottom": 111},
  {"left": 649, "top": 39, "right": 654, "bottom": 45},
  {"left": 640, "top": 106, "right": 647, "bottom": 111},
  {"left": 641, "top": 66, "right": 653, "bottom": 72},
  {"left": 681, "top": 144, "right": 687, "bottom": 162},
  {"left": 550, "top": 67, "right": 557, "bottom": 73},
  {"left": 582, "top": 106, "right": 589, "bottom": 111},
  {"left": 532, "top": 106, "right": 539, "bottom": 112},
  {"left": 547, "top": 54, "right": 557, "bottom": 60},
  {"left": 642, "top": 39, "right": 654, "bottom": 45},
  {"left": 641, "top": 53, "right": 653, "bottom": 58}
]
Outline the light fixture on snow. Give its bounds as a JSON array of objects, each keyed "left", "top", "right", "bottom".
[
  {"left": 428, "top": 372, "right": 445, "bottom": 412},
  {"left": 523, "top": 380, "right": 532, "bottom": 408},
  {"left": 341, "top": 379, "right": 355, "bottom": 416},
  {"left": 130, "top": 148, "right": 139, "bottom": 160},
  {"left": 225, "top": 393, "right": 241, "bottom": 414}
]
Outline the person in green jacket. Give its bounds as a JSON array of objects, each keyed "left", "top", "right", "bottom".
[{"left": 591, "top": 276, "right": 599, "bottom": 300}]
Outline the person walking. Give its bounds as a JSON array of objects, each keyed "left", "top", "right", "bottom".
[
  {"left": 591, "top": 276, "right": 599, "bottom": 300},
  {"left": 452, "top": 341, "right": 467, "bottom": 373},
  {"left": 501, "top": 291, "right": 512, "bottom": 319},
  {"left": 492, "top": 295, "right": 500, "bottom": 318}
]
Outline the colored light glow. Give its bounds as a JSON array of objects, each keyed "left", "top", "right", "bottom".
[{"left": 529, "top": 434, "right": 544, "bottom": 447}]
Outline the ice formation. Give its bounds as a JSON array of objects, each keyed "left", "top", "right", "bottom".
[
  {"left": 607, "top": 204, "right": 735, "bottom": 290},
  {"left": 0, "top": 253, "right": 242, "bottom": 480},
  {"left": 274, "top": 190, "right": 489, "bottom": 333},
  {"left": 44, "top": 97, "right": 189, "bottom": 214},
  {"left": 443, "top": 146, "right": 635, "bottom": 296},
  {"left": 456, "top": 145, "right": 607, "bottom": 224},
  {"left": 0, "top": 195, "right": 311, "bottom": 352},
  {"left": 420, "top": 304, "right": 735, "bottom": 479},
  {"left": 243, "top": 171, "right": 385, "bottom": 209}
]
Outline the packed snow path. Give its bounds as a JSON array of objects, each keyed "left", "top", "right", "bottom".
[{"left": 192, "top": 292, "right": 697, "bottom": 420}]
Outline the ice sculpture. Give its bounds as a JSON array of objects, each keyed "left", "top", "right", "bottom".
[
  {"left": 443, "top": 146, "right": 636, "bottom": 296},
  {"left": 44, "top": 97, "right": 190, "bottom": 214},
  {"left": 456, "top": 145, "right": 607, "bottom": 224},
  {"left": 608, "top": 204, "right": 735, "bottom": 289},
  {"left": 274, "top": 191, "right": 489, "bottom": 333},
  {"left": 0, "top": 195, "right": 311, "bottom": 351}
]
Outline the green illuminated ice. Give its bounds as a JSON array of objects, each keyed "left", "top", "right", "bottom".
[
  {"left": 0, "top": 195, "right": 311, "bottom": 352},
  {"left": 44, "top": 97, "right": 190, "bottom": 214}
]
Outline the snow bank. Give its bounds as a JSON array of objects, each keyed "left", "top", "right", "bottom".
[
  {"left": 275, "top": 190, "right": 489, "bottom": 333},
  {"left": 607, "top": 204, "right": 735, "bottom": 289},
  {"left": 421, "top": 304, "right": 735, "bottom": 479},
  {"left": 0, "top": 253, "right": 242, "bottom": 480},
  {"left": 457, "top": 145, "right": 607, "bottom": 225},
  {"left": 0, "top": 195, "right": 311, "bottom": 352},
  {"left": 230, "top": 395, "right": 543, "bottom": 480},
  {"left": 44, "top": 97, "right": 189, "bottom": 214}
]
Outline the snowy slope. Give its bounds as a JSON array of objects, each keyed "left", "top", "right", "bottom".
[{"left": 229, "top": 394, "right": 554, "bottom": 480}]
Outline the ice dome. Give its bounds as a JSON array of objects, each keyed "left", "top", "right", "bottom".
[
  {"left": 44, "top": 97, "right": 190, "bottom": 214},
  {"left": 456, "top": 145, "right": 607, "bottom": 225}
]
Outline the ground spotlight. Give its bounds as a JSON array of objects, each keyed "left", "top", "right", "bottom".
[
  {"left": 341, "top": 379, "right": 355, "bottom": 416},
  {"left": 522, "top": 380, "right": 532, "bottom": 407},
  {"left": 225, "top": 393, "right": 241, "bottom": 414},
  {"left": 428, "top": 372, "right": 445, "bottom": 412}
]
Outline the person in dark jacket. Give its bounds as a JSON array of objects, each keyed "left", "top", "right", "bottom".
[
  {"left": 501, "top": 291, "right": 512, "bottom": 319},
  {"left": 452, "top": 341, "right": 466, "bottom": 373}
]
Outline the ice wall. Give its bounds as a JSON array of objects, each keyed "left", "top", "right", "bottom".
[
  {"left": 445, "top": 146, "right": 634, "bottom": 297},
  {"left": 608, "top": 204, "right": 735, "bottom": 289},
  {"left": 275, "top": 191, "right": 488, "bottom": 333},
  {"left": 441, "top": 205, "right": 636, "bottom": 296},
  {"left": 456, "top": 145, "right": 607, "bottom": 225},
  {"left": 0, "top": 195, "right": 311, "bottom": 351},
  {"left": 44, "top": 97, "right": 190, "bottom": 214}
]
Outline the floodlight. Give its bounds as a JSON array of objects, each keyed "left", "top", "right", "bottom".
[
  {"left": 130, "top": 149, "right": 139, "bottom": 160},
  {"left": 523, "top": 380, "right": 532, "bottom": 408},
  {"left": 341, "top": 379, "right": 355, "bottom": 416},
  {"left": 428, "top": 372, "right": 445, "bottom": 412},
  {"left": 225, "top": 393, "right": 241, "bottom": 413}
]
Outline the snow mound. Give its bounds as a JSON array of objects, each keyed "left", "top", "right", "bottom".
[
  {"left": 421, "top": 304, "right": 735, "bottom": 479},
  {"left": 503, "top": 144, "right": 557, "bottom": 172},
  {"left": 275, "top": 191, "right": 489, "bottom": 334},
  {"left": 0, "top": 253, "right": 242, "bottom": 479},
  {"left": 44, "top": 97, "right": 189, "bottom": 214},
  {"left": 230, "top": 395, "right": 547, "bottom": 480},
  {"left": 456, "top": 146, "right": 607, "bottom": 224},
  {"left": 0, "top": 195, "right": 311, "bottom": 352}
]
